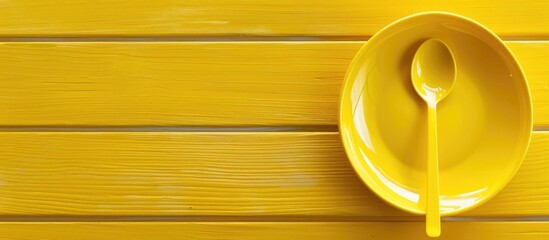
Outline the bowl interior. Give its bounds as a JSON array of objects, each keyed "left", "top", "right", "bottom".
[{"left": 340, "top": 13, "right": 532, "bottom": 215}]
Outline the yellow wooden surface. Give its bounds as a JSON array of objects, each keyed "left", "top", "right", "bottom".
[
  {"left": 1, "top": 41, "right": 548, "bottom": 127},
  {"left": 0, "top": 1, "right": 548, "bottom": 37},
  {"left": 0, "top": 222, "right": 546, "bottom": 240},
  {"left": 0, "top": 132, "right": 547, "bottom": 217},
  {"left": 1, "top": 0, "right": 548, "bottom": 238}
]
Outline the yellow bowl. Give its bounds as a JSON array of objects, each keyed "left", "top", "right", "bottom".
[{"left": 339, "top": 12, "right": 532, "bottom": 216}]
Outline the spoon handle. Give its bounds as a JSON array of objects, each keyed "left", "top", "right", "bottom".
[{"left": 426, "top": 104, "right": 441, "bottom": 237}]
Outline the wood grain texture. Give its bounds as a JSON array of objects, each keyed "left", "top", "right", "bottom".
[
  {"left": 0, "top": 42, "right": 352, "bottom": 126},
  {"left": 0, "top": 1, "right": 548, "bottom": 37},
  {"left": 1, "top": 41, "right": 548, "bottom": 126},
  {"left": 511, "top": 41, "right": 549, "bottom": 129},
  {"left": 0, "top": 222, "right": 547, "bottom": 240},
  {"left": 0, "top": 132, "right": 547, "bottom": 217}
]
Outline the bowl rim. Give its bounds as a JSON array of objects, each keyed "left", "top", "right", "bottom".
[{"left": 338, "top": 11, "right": 533, "bottom": 215}]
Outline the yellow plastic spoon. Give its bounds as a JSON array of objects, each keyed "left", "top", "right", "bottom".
[{"left": 411, "top": 39, "right": 457, "bottom": 237}]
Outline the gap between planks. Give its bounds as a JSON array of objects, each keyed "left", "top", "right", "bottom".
[
  {"left": 0, "top": 126, "right": 546, "bottom": 133},
  {"left": 0, "top": 216, "right": 546, "bottom": 223},
  {"left": 0, "top": 222, "right": 546, "bottom": 240},
  {"left": 0, "top": 126, "right": 339, "bottom": 132},
  {"left": 0, "top": 37, "right": 548, "bottom": 42}
]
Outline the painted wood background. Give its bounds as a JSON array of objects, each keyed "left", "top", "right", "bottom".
[{"left": 0, "top": 1, "right": 548, "bottom": 239}]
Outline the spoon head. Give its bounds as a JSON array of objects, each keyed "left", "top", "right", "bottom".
[{"left": 411, "top": 39, "right": 457, "bottom": 104}]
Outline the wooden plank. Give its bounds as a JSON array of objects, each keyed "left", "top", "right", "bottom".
[
  {"left": 1, "top": 41, "right": 548, "bottom": 127},
  {"left": 0, "top": 42, "right": 352, "bottom": 126},
  {"left": 0, "top": 222, "right": 547, "bottom": 240},
  {"left": 0, "top": 1, "right": 547, "bottom": 37},
  {"left": 0, "top": 132, "right": 547, "bottom": 217},
  {"left": 511, "top": 41, "right": 549, "bottom": 128}
]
